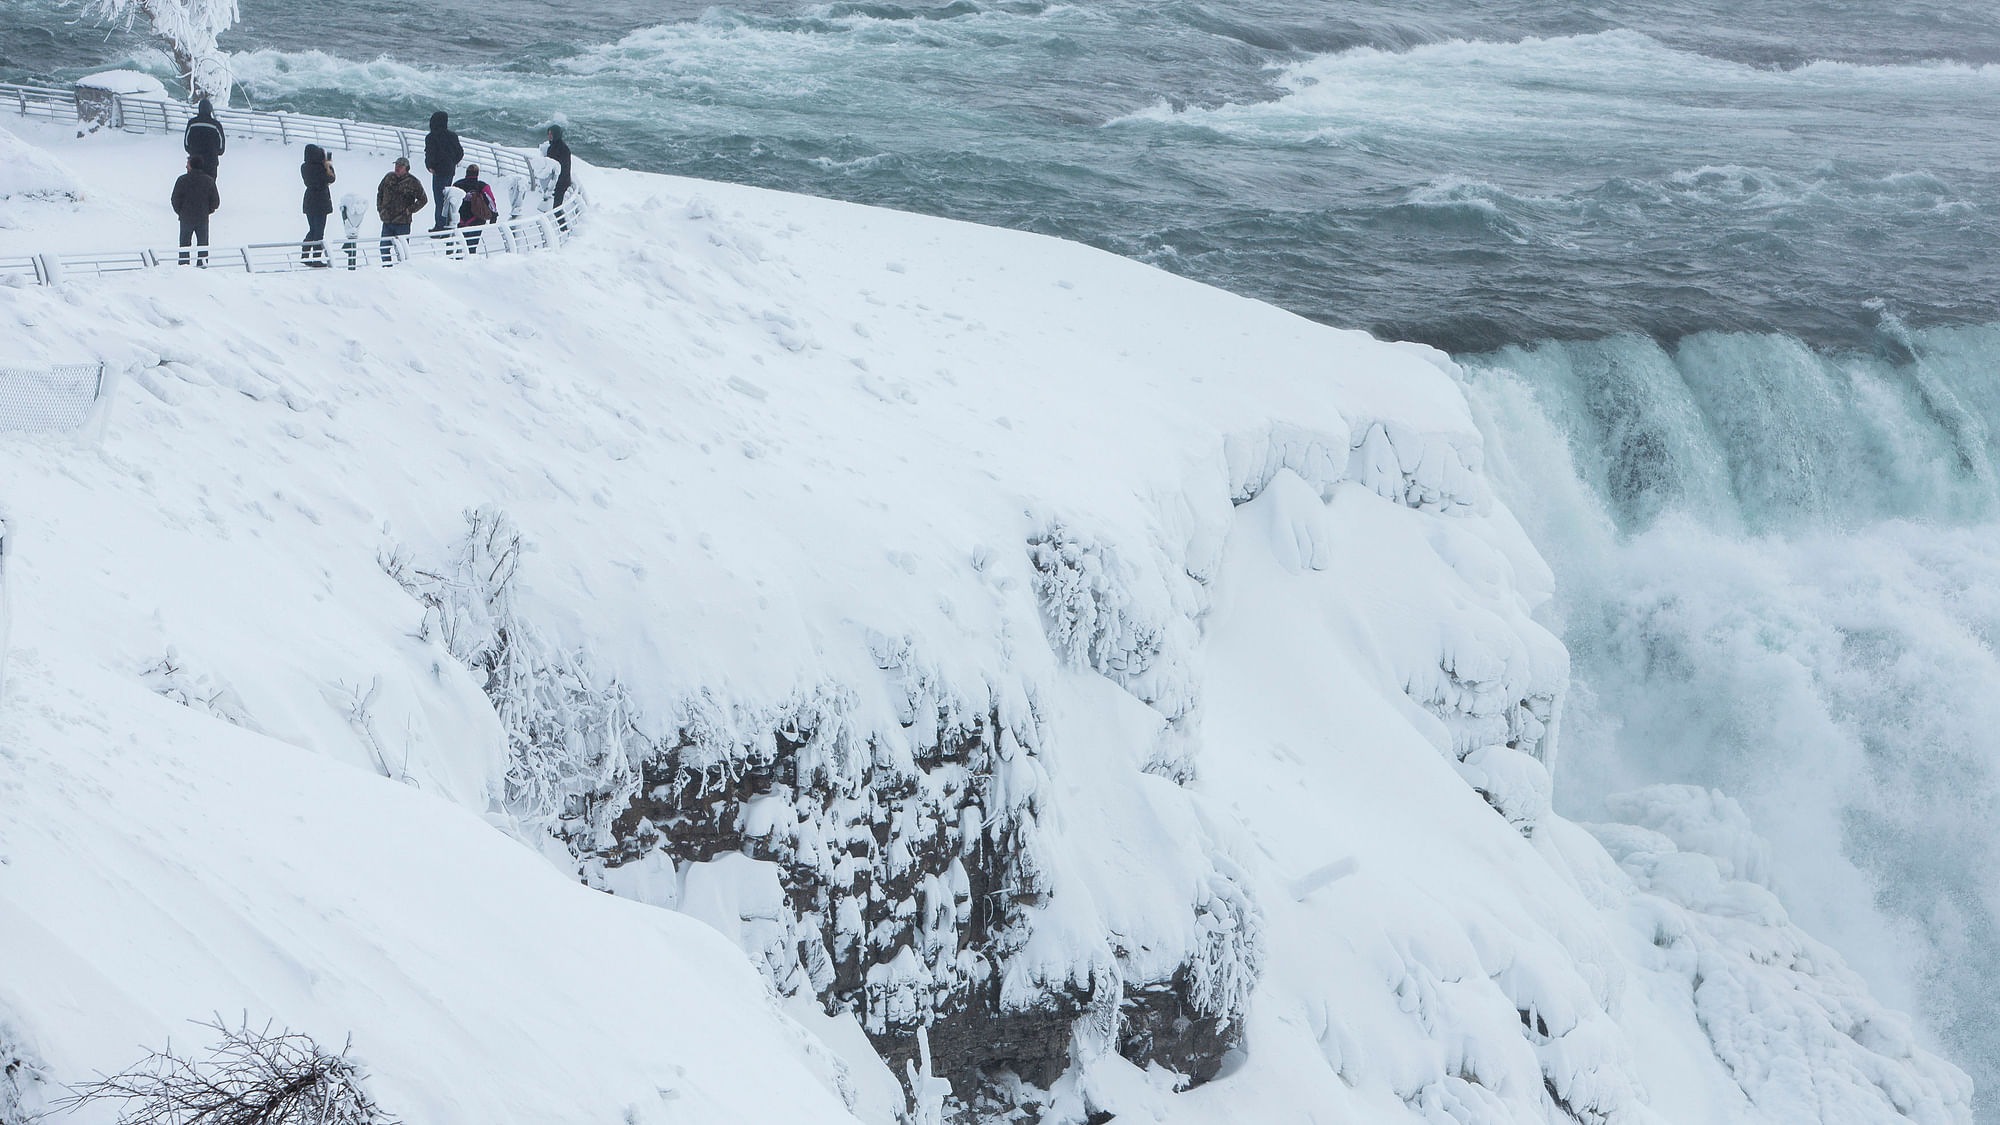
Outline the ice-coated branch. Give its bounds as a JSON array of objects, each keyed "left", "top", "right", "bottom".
[{"left": 73, "top": 0, "right": 240, "bottom": 104}]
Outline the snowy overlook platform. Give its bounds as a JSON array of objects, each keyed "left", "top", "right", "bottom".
[{"left": 0, "top": 119, "right": 1974, "bottom": 1125}]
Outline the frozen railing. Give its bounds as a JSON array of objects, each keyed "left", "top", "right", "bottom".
[
  {"left": 106, "top": 94, "right": 537, "bottom": 180},
  {"left": 2, "top": 82, "right": 538, "bottom": 179},
  {"left": 71, "top": 192, "right": 589, "bottom": 279},
  {"left": 0, "top": 362, "right": 107, "bottom": 433},
  {"left": 3, "top": 84, "right": 77, "bottom": 125},
  {"left": 0, "top": 81, "right": 571, "bottom": 284}
]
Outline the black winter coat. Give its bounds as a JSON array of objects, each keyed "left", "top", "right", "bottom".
[
  {"left": 424, "top": 112, "right": 464, "bottom": 176},
  {"left": 183, "top": 111, "right": 225, "bottom": 161},
  {"left": 547, "top": 135, "right": 572, "bottom": 191},
  {"left": 171, "top": 170, "right": 220, "bottom": 223},
  {"left": 301, "top": 144, "right": 335, "bottom": 216}
]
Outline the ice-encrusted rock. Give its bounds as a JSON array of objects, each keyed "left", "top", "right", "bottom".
[
  {"left": 1454, "top": 745, "right": 1552, "bottom": 836},
  {"left": 1224, "top": 422, "right": 1352, "bottom": 504},
  {"left": 1316, "top": 898, "right": 1648, "bottom": 1125},
  {"left": 1602, "top": 785, "right": 1772, "bottom": 888},
  {"left": 390, "top": 508, "right": 1265, "bottom": 1109},
  {"left": 1350, "top": 420, "right": 1493, "bottom": 516},
  {"left": 1585, "top": 787, "right": 1973, "bottom": 1125}
]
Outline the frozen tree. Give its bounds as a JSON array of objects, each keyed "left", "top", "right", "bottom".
[
  {"left": 383, "top": 506, "right": 643, "bottom": 845},
  {"left": 73, "top": 0, "right": 239, "bottom": 104}
]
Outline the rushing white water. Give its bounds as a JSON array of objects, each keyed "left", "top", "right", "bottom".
[{"left": 1461, "top": 325, "right": 2000, "bottom": 1114}]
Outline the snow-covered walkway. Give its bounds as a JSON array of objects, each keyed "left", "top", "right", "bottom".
[{"left": 0, "top": 87, "right": 574, "bottom": 282}]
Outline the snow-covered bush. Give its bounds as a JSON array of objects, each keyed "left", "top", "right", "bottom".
[
  {"left": 71, "top": 0, "right": 239, "bottom": 103},
  {"left": 141, "top": 646, "right": 254, "bottom": 728},
  {"left": 0, "top": 1018, "right": 48, "bottom": 1125},
  {"left": 1027, "top": 519, "right": 1202, "bottom": 781},
  {"left": 383, "top": 506, "right": 641, "bottom": 845},
  {"left": 1182, "top": 857, "right": 1266, "bottom": 1026}
]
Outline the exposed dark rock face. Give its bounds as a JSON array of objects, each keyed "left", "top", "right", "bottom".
[
  {"left": 390, "top": 507, "right": 1263, "bottom": 1119},
  {"left": 595, "top": 701, "right": 1053, "bottom": 1084},
  {"left": 1117, "top": 975, "right": 1234, "bottom": 1085}
]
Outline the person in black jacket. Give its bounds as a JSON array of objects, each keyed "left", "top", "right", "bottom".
[
  {"left": 171, "top": 156, "right": 219, "bottom": 266},
  {"left": 183, "top": 98, "right": 226, "bottom": 176},
  {"left": 424, "top": 110, "right": 463, "bottom": 231},
  {"left": 300, "top": 144, "right": 336, "bottom": 266},
  {"left": 544, "top": 124, "right": 573, "bottom": 209}
]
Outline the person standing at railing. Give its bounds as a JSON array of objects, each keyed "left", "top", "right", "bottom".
[
  {"left": 301, "top": 144, "right": 336, "bottom": 267},
  {"left": 171, "top": 156, "right": 219, "bottom": 267},
  {"left": 375, "top": 156, "right": 428, "bottom": 266},
  {"left": 183, "top": 97, "right": 226, "bottom": 178},
  {"left": 424, "top": 111, "right": 464, "bottom": 232},
  {"left": 543, "top": 125, "right": 573, "bottom": 222},
  {"left": 454, "top": 164, "right": 498, "bottom": 254}
]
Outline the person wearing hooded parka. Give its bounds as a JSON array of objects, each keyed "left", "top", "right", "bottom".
[
  {"left": 301, "top": 144, "right": 336, "bottom": 266},
  {"left": 183, "top": 97, "right": 226, "bottom": 176},
  {"left": 424, "top": 110, "right": 464, "bottom": 231},
  {"left": 544, "top": 125, "right": 573, "bottom": 209},
  {"left": 171, "top": 156, "right": 219, "bottom": 266}
]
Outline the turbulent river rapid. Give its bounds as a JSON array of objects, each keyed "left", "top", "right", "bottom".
[{"left": 4, "top": 0, "right": 1998, "bottom": 1114}]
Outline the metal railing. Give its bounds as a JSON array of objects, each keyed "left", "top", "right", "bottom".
[
  {"left": 1, "top": 82, "right": 571, "bottom": 284},
  {"left": 108, "top": 192, "right": 588, "bottom": 278},
  {"left": 104, "top": 93, "right": 536, "bottom": 180},
  {"left": 0, "top": 362, "right": 107, "bottom": 433},
  {"left": 4, "top": 83, "right": 76, "bottom": 124}
]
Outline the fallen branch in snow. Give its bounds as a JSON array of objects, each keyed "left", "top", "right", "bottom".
[{"left": 62, "top": 1017, "right": 394, "bottom": 1125}]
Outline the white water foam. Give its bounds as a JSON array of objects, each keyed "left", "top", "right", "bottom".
[{"left": 1460, "top": 324, "right": 2000, "bottom": 1119}]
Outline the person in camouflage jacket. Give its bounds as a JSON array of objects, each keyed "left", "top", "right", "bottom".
[{"left": 375, "top": 156, "right": 429, "bottom": 264}]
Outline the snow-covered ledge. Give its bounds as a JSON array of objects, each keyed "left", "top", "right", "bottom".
[{"left": 74, "top": 69, "right": 170, "bottom": 129}]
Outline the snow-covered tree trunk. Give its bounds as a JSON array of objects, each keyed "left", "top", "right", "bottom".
[{"left": 77, "top": 0, "right": 239, "bottom": 105}]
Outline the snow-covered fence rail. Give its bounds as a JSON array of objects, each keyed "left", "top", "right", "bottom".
[
  {"left": 42, "top": 193, "right": 587, "bottom": 280},
  {"left": 0, "top": 363, "right": 108, "bottom": 433},
  {"left": 0, "top": 255, "right": 42, "bottom": 284},
  {"left": 5, "top": 84, "right": 77, "bottom": 125},
  {"left": 109, "top": 96, "right": 536, "bottom": 180},
  {"left": 0, "top": 82, "right": 537, "bottom": 179}
]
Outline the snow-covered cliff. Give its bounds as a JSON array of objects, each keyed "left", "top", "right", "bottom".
[{"left": 0, "top": 118, "right": 1972, "bottom": 1124}]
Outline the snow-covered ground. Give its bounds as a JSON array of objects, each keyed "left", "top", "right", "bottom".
[{"left": 0, "top": 116, "right": 1974, "bottom": 1124}]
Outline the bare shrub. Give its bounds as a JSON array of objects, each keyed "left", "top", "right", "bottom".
[{"left": 65, "top": 1017, "right": 393, "bottom": 1125}]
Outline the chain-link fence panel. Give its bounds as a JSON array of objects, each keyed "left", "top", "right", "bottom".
[{"left": 0, "top": 363, "right": 105, "bottom": 433}]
